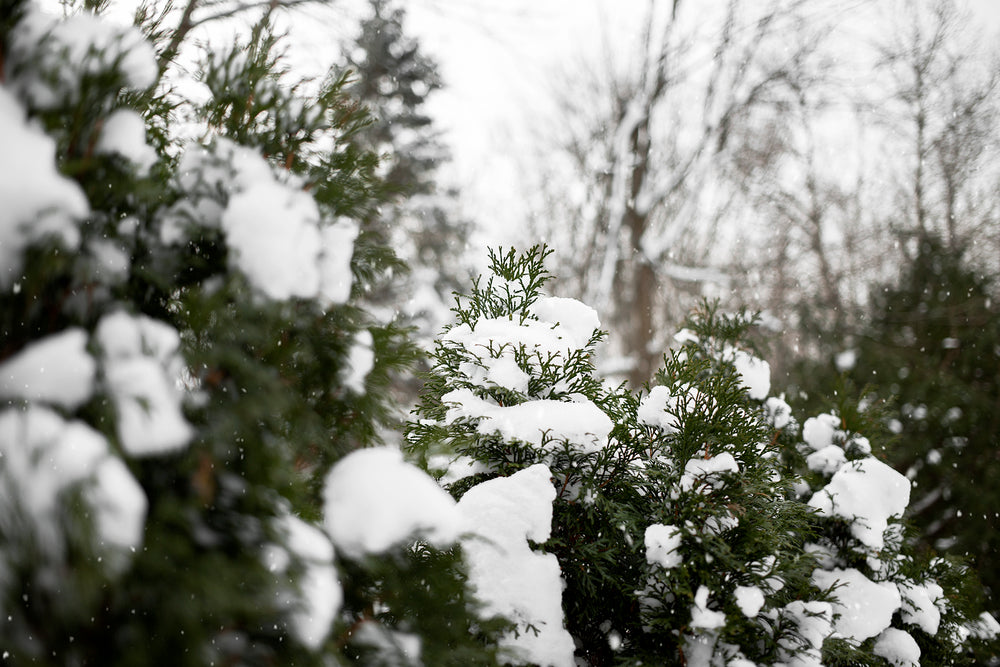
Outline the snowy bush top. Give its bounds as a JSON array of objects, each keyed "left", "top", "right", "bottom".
[{"left": 0, "top": 87, "right": 87, "bottom": 288}]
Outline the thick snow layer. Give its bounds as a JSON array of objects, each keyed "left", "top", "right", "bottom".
[
  {"left": 442, "top": 388, "right": 612, "bottom": 454},
  {"left": 874, "top": 628, "right": 920, "bottom": 667},
  {"left": 898, "top": 579, "right": 943, "bottom": 635},
  {"left": 8, "top": 9, "right": 157, "bottom": 109},
  {"left": 531, "top": 296, "right": 601, "bottom": 350},
  {"left": 443, "top": 296, "right": 598, "bottom": 365},
  {"left": 808, "top": 457, "right": 910, "bottom": 550},
  {"left": 731, "top": 350, "right": 771, "bottom": 400},
  {"left": 765, "top": 396, "right": 793, "bottom": 430},
  {"left": 0, "top": 329, "right": 96, "bottom": 409},
  {"left": 637, "top": 385, "right": 683, "bottom": 433},
  {"left": 690, "top": 586, "right": 726, "bottom": 630},
  {"left": 163, "top": 139, "right": 356, "bottom": 306},
  {"left": 734, "top": 585, "right": 765, "bottom": 618},
  {"left": 0, "top": 88, "right": 87, "bottom": 288},
  {"left": 812, "top": 567, "right": 901, "bottom": 641},
  {"left": 458, "top": 464, "right": 575, "bottom": 667},
  {"left": 680, "top": 453, "right": 739, "bottom": 493},
  {"left": 802, "top": 414, "right": 841, "bottom": 451},
  {"left": 87, "top": 455, "right": 147, "bottom": 554},
  {"left": 280, "top": 514, "right": 341, "bottom": 650},
  {"left": 323, "top": 447, "right": 460, "bottom": 559},
  {"left": 779, "top": 600, "right": 833, "bottom": 667},
  {"left": 0, "top": 406, "right": 147, "bottom": 559},
  {"left": 95, "top": 109, "right": 157, "bottom": 174},
  {"left": 806, "top": 445, "right": 847, "bottom": 476},
  {"left": 318, "top": 219, "right": 359, "bottom": 306},
  {"left": 644, "top": 523, "right": 682, "bottom": 569},
  {"left": 97, "top": 312, "right": 193, "bottom": 456},
  {"left": 459, "top": 353, "right": 531, "bottom": 393},
  {"left": 223, "top": 179, "right": 322, "bottom": 301},
  {"left": 342, "top": 329, "right": 374, "bottom": 394}
]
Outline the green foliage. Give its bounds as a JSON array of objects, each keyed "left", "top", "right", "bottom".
[
  {"left": 790, "top": 233, "right": 1000, "bottom": 621},
  {"left": 0, "top": 2, "right": 498, "bottom": 664}
]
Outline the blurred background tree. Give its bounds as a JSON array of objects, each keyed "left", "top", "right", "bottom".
[{"left": 791, "top": 233, "right": 1000, "bottom": 616}]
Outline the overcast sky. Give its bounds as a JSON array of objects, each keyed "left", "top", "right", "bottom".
[{"left": 392, "top": 0, "right": 1000, "bottom": 249}]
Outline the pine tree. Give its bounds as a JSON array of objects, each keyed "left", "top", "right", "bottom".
[
  {"left": 407, "top": 246, "right": 997, "bottom": 666},
  {"left": 0, "top": 2, "right": 501, "bottom": 664},
  {"left": 344, "top": 0, "right": 473, "bottom": 334},
  {"left": 790, "top": 233, "right": 1000, "bottom": 620}
]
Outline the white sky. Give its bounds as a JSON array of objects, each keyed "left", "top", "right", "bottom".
[{"left": 395, "top": 0, "right": 1000, "bottom": 249}]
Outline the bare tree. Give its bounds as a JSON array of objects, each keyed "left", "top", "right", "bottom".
[{"left": 526, "top": 0, "right": 834, "bottom": 386}]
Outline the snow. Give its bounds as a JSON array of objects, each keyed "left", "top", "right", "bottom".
[
  {"left": 637, "top": 385, "right": 682, "bottom": 433},
  {"left": 8, "top": 9, "right": 157, "bottom": 109},
  {"left": 443, "top": 295, "right": 599, "bottom": 365},
  {"left": 811, "top": 567, "right": 901, "bottom": 641},
  {"left": 531, "top": 296, "right": 601, "bottom": 349},
  {"left": 835, "top": 349, "right": 857, "bottom": 372},
  {"left": 163, "top": 139, "right": 357, "bottom": 307},
  {"left": 97, "top": 312, "right": 194, "bottom": 456},
  {"left": 805, "top": 445, "right": 846, "bottom": 475},
  {"left": 808, "top": 457, "right": 910, "bottom": 551},
  {"left": 680, "top": 453, "right": 739, "bottom": 493},
  {"left": 802, "top": 414, "right": 841, "bottom": 451},
  {"left": 86, "top": 456, "right": 148, "bottom": 555},
  {"left": 457, "top": 464, "right": 575, "bottom": 667},
  {"left": 779, "top": 600, "right": 833, "bottom": 667},
  {"left": 873, "top": 628, "right": 920, "bottom": 667},
  {"left": 0, "top": 329, "right": 96, "bottom": 409},
  {"left": 731, "top": 350, "right": 771, "bottom": 400},
  {"left": 280, "top": 514, "right": 341, "bottom": 650},
  {"left": 765, "top": 396, "right": 793, "bottom": 429},
  {"left": 644, "top": 523, "right": 682, "bottom": 569},
  {"left": 342, "top": 329, "right": 374, "bottom": 394},
  {"left": 898, "top": 579, "right": 943, "bottom": 635},
  {"left": 95, "top": 109, "right": 157, "bottom": 174},
  {"left": 0, "top": 406, "right": 147, "bottom": 559},
  {"left": 734, "top": 585, "right": 765, "bottom": 618},
  {"left": 689, "top": 586, "right": 726, "bottom": 630},
  {"left": 968, "top": 611, "right": 1000, "bottom": 640},
  {"left": 638, "top": 384, "right": 707, "bottom": 434},
  {"left": 323, "top": 447, "right": 461, "bottom": 559},
  {"left": 222, "top": 179, "right": 323, "bottom": 301},
  {"left": 318, "top": 219, "right": 359, "bottom": 306},
  {"left": 0, "top": 87, "right": 87, "bottom": 288},
  {"left": 459, "top": 353, "right": 530, "bottom": 393},
  {"left": 442, "top": 388, "right": 612, "bottom": 455}
]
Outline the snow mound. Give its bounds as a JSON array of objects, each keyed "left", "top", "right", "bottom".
[
  {"left": 442, "top": 388, "right": 612, "bottom": 454},
  {"left": 0, "top": 87, "right": 87, "bottom": 288},
  {"left": 644, "top": 523, "right": 683, "bottom": 569},
  {"left": 323, "top": 447, "right": 460, "bottom": 559},
  {"left": 812, "top": 567, "right": 901, "bottom": 641},
  {"left": 458, "top": 464, "right": 575, "bottom": 667},
  {"left": 874, "top": 628, "right": 920, "bottom": 667},
  {"left": 808, "top": 457, "right": 910, "bottom": 550},
  {"left": 0, "top": 406, "right": 146, "bottom": 561},
  {"left": 97, "top": 312, "right": 194, "bottom": 456},
  {"left": 0, "top": 329, "right": 96, "bottom": 409}
]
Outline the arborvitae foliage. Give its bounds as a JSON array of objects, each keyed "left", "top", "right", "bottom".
[
  {"left": 790, "top": 233, "right": 1000, "bottom": 619},
  {"left": 409, "top": 246, "right": 997, "bottom": 666},
  {"left": 0, "top": 2, "right": 500, "bottom": 664}
]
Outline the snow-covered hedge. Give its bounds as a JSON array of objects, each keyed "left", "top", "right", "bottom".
[
  {"left": 408, "top": 246, "right": 999, "bottom": 666},
  {"left": 1, "top": 2, "right": 997, "bottom": 665}
]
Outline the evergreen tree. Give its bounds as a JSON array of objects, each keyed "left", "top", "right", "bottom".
[
  {"left": 791, "top": 233, "right": 1000, "bottom": 618},
  {"left": 344, "top": 0, "right": 473, "bottom": 333},
  {"left": 0, "top": 2, "right": 501, "bottom": 664},
  {"left": 408, "top": 246, "right": 997, "bottom": 666}
]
